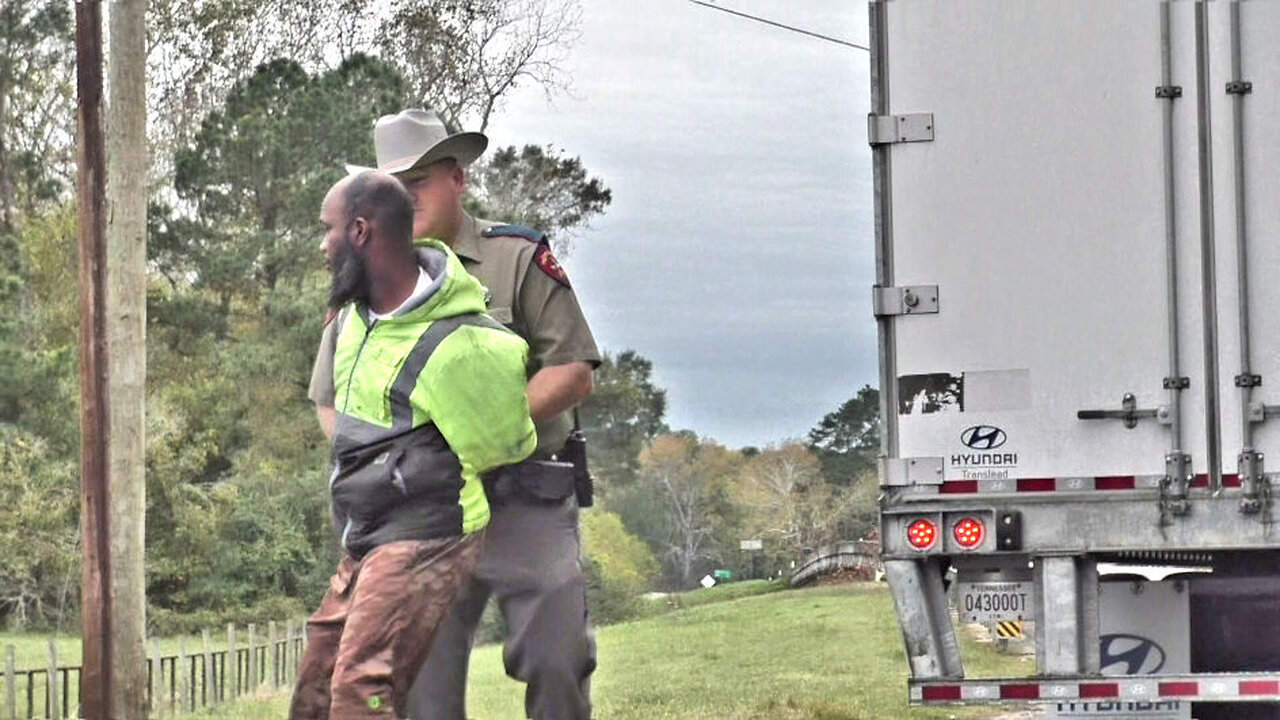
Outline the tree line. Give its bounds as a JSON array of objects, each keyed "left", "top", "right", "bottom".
[
  {"left": 0, "top": 0, "right": 880, "bottom": 633},
  {"left": 580, "top": 367, "right": 879, "bottom": 607}
]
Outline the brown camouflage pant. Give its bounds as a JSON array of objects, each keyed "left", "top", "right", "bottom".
[{"left": 289, "top": 533, "right": 483, "bottom": 719}]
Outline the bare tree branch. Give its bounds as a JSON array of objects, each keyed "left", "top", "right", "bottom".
[{"left": 380, "top": 0, "right": 580, "bottom": 132}]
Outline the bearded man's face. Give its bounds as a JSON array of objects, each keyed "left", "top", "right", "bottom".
[{"left": 319, "top": 185, "right": 371, "bottom": 311}]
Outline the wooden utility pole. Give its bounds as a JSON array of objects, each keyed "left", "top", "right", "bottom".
[
  {"left": 106, "top": 0, "right": 149, "bottom": 716},
  {"left": 77, "top": 0, "right": 149, "bottom": 716},
  {"left": 74, "top": 2, "right": 112, "bottom": 717}
]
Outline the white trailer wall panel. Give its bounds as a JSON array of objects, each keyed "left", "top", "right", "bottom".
[
  {"left": 883, "top": 1, "right": 1214, "bottom": 481},
  {"left": 1213, "top": 2, "right": 1280, "bottom": 479}
]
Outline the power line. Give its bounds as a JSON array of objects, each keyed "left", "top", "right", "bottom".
[{"left": 688, "top": 1, "right": 869, "bottom": 52}]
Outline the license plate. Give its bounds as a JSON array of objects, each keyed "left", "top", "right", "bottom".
[{"left": 958, "top": 581, "right": 1035, "bottom": 623}]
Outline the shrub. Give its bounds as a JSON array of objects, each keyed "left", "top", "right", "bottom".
[
  {"left": 0, "top": 426, "right": 79, "bottom": 630},
  {"left": 147, "top": 595, "right": 308, "bottom": 637},
  {"left": 580, "top": 510, "right": 658, "bottom": 624}
]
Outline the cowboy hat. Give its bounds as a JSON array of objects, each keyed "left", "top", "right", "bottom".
[{"left": 345, "top": 109, "right": 488, "bottom": 176}]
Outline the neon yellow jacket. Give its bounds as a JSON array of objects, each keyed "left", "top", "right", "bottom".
[{"left": 330, "top": 240, "right": 536, "bottom": 553}]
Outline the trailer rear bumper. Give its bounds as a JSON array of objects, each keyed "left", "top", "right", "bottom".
[{"left": 911, "top": 673, "right": 1280, "bottom": 705}]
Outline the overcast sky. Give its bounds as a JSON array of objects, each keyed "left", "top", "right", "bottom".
[{"left": 486, "top": 1, "right": 876, "bottom": 449}]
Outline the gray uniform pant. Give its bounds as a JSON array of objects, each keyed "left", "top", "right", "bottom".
[{"left": 406, "top": 496, "right": 596, "bottom": 720}]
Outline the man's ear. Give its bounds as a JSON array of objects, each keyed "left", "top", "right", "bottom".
[
  {"left": 351, "top": 217, "right": 371, "bottom": 248},
  {"left": 451, "top": 164, "right": 466, "bottom": 192}
]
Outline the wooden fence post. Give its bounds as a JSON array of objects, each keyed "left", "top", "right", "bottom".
[
  {"left": 202, "top": 629, "right": 215, "bottom": 709},
  {"left": 178, "top": 638, "right": 189, "bottom": 713},
  {"left": 151, "top": 638, "right": 162, "bottom": 719},
  {"left": 5, "top": 644, "right": 14, "bottom": 719},
  {"left": 227, "top": 623, "right": 237, "bottom": 702},
  {"left": 268, "top": 621, "right": 278, "bottom": 689},
  {"left": 295, "top": 619, "right": 304, "bottom": 679},
  {"left": 285, "top": 619, "right": 295, "bottom": 684},
  {"left": 47, "top": 641, "right": 59, "bottom": 720},
  {"left": 247, "top": 624, "right": 257, "bottom": 694}
]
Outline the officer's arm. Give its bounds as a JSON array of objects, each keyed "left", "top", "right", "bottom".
[
  {"left": 308, "top": 319, "right": 340, "bottom": 441},
  {"left": 527, "top": 362, "right": 594, "bottom": 422},
  {"left": 515, "top": 245, "right": 601, "bottom": 420},
  {"left": 316, "top": 406, "right": 335, "bottom": 440}
]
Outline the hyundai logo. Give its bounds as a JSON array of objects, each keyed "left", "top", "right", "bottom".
[
  {"left": 961, "top": 425, "right": 1007, "bottom": 450},
  {"left": 1100, "top": 633, "right": 1166, "bottom": 675}
]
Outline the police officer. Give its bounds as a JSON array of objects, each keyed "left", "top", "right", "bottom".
[{"left": 309, "top": 109, "right": 600, "bottom": 720}]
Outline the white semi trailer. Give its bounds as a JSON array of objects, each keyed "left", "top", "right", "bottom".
[{"left": 873, "top": 2, "right": 1280, "bottom": 718}]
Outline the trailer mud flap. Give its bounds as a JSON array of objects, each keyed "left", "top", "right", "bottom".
[{"left": 1050, "top": 579, "right": 1190, "bottom": 720}]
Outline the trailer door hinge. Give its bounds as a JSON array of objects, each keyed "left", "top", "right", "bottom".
[
  {"left": 1226, "top": 80, "right": 1253, "bottom": 95},
  {"left": 868, "top": 113, "right": 935, "bottom": 146},
  {"left": 1162, "top": 451, "right": 1192, "bottom": 517},
  {"left": 1239, "top": 450, "right": 1266, "bottom": 514},
  {"left": 1235, "top": 373, "right": 1262, "bottom": 388},
  {"left": 880, "top": 457, "right": 944, "bottom": 487},
  {"left": 873, "top": 285, "right": 939, "bottom": 317}
]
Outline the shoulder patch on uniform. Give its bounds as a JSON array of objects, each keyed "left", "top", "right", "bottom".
[
  {"left": 481, "top": 223, "right": 548, "bottom": 245},
  {"left": 533, "top": 244, "right": 571, "bottom": 288}
]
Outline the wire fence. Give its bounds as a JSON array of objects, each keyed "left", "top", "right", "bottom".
[{"left": 2, "top": 619, "right": 307, "bottom": 719}]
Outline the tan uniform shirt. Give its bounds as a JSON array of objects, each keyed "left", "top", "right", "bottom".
[{"left": 310, "top": 213, "right": 601, "bottom": 455}]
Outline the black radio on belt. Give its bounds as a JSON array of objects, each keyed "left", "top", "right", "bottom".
[
  {"left": 482, "top": 421, "right": 593, "bottom": 506},
  {"left": 560, "top": 428, "right": 593, "bottom": 508}
]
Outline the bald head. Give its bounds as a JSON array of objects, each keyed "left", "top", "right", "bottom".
[{"left": 337, "top": 170, "right": 416, "bottom": 248}]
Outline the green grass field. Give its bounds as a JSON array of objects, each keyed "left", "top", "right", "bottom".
[
  {"left": 1, "top": 627, "right": 304, "bottom": 671},
  {"left": 174, "top": 582, "right": 1027, "bottom": 720},
  {"left": 0, "top": 633, "right": 82, "bottom": 673}
]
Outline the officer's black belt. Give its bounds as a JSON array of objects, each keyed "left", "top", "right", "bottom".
[{"left": 483, "top": 458, "right": 576, "bottom": 505}]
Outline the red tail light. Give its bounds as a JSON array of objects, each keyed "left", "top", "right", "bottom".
[
  {"left": 953, "top": 517, "right": 985, "bottom": 548},
  {"left": 907, "top": 519, "right": 939, "bottom": 550}
]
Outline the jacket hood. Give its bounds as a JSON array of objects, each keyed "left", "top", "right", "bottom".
[{"left": 361, "top": 239, "right": 487, "bottom": 323}]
